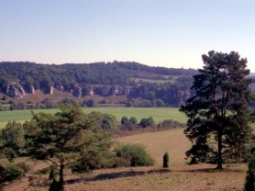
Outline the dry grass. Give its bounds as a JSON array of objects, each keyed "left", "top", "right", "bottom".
[
  {"left": 116, "top": 128, "right": 189, "bottom": 168},
  {"left": 63, "top": 166, "right": 246, "bottom": 191},
  {"left": 2, "top": 128, "right": 248, "bottom": 191}
]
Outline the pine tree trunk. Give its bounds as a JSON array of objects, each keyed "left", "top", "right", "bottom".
[
  {"left": 58, "top": 161, "right": 64, "bottom": 191},
  {"left": 216, "top": 131, "right": 223, "bottom": 169}
]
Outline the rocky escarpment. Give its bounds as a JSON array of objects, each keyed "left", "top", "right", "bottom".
[
  {"left": 0, "top": 81, "right": 192, "bottom": 107},
  {"left": 0, "top": 82, "right": 133, "bottom": 99},
  {"left": 5, "top": 83, "right": 26, "bottom": 100}
]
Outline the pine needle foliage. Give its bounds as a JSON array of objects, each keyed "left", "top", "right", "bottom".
[{"left": 180, "top": 51, "right": 255, "bottom": 169}]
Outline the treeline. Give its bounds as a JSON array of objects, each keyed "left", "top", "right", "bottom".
[
  {"left": 127, "top": 81, "right": 191, "bottom": 107},
  {"left": 0, "top": 61, "right": 197, "bottom": 88}
]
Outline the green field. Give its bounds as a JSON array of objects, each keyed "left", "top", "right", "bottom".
[{"left": 0, "top": 107, "right": 187, "bottom": 128}]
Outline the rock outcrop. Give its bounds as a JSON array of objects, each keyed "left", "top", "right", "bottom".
[{"left": 6, "top": 83, "right": 26, "bottom": 99}]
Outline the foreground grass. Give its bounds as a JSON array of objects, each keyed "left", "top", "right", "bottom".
[
  {"left": 0, "top": 107, "right": 186, "bottom": 128},
  {"left": 64, "top": 166, "right": 245, "bottom": 191},
  {"left": 3, "top": 129, "right": 247, "bottom": 191}
]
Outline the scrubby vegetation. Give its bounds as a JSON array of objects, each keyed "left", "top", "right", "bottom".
[
  {"left": 163, "top": 152, "right": 169, "bottom": 168},
  {"left": 0, "top": 162, "right": 25, "bottom": 182},
  {"left": 113, "top": 143, "right": 154, "bottom": 167}
]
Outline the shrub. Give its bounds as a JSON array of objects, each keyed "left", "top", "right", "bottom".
[
  {"left": 99, "top": 99, "right": 107, "bottom": 104},
  {"left": 35, "top": 167, "right": 50, "bottom": 175},
  {"left": 88, "top": 112, "right": 117, "bottom": 131},
  {"left": 123, "top": 122, "right": 136, "bottom": 131},
  {"left": 121, "top": 116, "right": 129, "bottom": 125},
  {"left": 154, "top": 99, "right": 165, "bottom": 107},
  {"left": 59, "top": 98, "right": 76, "bottom": 105},
  {"left": 0, "top": 162, "right": 25, "bottom": 182},
  {"left": 113, "top": 143, "right": 154, "bottom": 167},
  {"left": 163, "top": 152, "right": 169, "bottom": 168},
  {"left": 41, "top": 98, "right": 55, "bottom": 108},
  {"left": 129, "top": 117, "right": 137, "bottom": 124},
  {"left": 134, "top": 100, "right": 153, "bottom": 107},
  {"left": 139, "top": 117, "right": 154, "bottom": 128},
  {"left": 157, "top": 120, "right": 185, "bottom": 130},
  {"left": 126, "top": 102, "right": 133, "bottom": 107},
  {"left": 84, "top": 99, "right": 97, "bottom": 107},
  {"left": 17, "top": 162, "right": 31, "bottom": 173}
]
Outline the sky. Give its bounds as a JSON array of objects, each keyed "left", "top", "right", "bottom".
[{"left": 0, "top": 0, "right": 254, "bottom": 72}]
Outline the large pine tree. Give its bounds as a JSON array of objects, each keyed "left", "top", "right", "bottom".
[{"left": 180, "top": 51, "right": 255, "bottom": 169}]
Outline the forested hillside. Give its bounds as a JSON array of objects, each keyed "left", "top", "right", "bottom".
[{"left": 0, "top": 61, "right": 249, "bottom": 110}]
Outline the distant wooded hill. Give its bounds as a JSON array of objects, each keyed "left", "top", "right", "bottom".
[{"left": 0, "top": 61, "right": 253, "bottom": 110}]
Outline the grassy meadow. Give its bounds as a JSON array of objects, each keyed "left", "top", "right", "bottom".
[{"left": 0, "top": 107, "right": 187, "bottom": 128}]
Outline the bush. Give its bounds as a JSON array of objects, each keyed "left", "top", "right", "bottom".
[
  {"left": 83, "top": 99, "right": 97, "bottom": 107},
  {"left": 41, "top": 98, "right": 55, "bottom": 108},
  {"left": 139, "top": 117, "right": 154, "bottom": 128},
  {"left": 113, "top": 143, "right": 154, "bottom": 167},
  {"left": 88, "top": 112, "right": 117, "bottom": 131},
  {"left": 154, "top": 99, "right": 165, "bottom": 107},
  {"left": 59, "top": 98, "right": 76, "bottom": 105},
  {"left": 0, "top": 162, "right": 25, "bottom": 182},
  {"left": 134, "top": 100, "right": 153, "bottom": 107},
  {"left": 129, "top": 117, "right": 137, "bottom": 124},
  {"left": 126, "top": 102, "right": 133, "bottom": 107},
  {"left": 17, "top": 162, "right": 31, "bottom": 173},
  {"left": 121, "top": 116, "right": 129, "bottom": 125},
  {"left": 157, "top": 120, "right": 185, "bottom": 130},
  {"left": 120, "top": 117, "right": 138, "bottom": 131},
  {"left": 163, "top": 152, "right": 169, "bottom": 168},
  {"left": 120, "top": 122, "right": 135, "bottom": 131}
]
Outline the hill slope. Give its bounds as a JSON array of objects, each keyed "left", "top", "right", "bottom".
[{"left": 0, "top": 61, "right": 196, "bottom": 109}]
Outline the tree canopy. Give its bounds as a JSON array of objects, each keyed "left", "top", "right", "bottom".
[
  {"left": 180, "top": 51, "right": 255, "bottom": 169},
  {"left": 0, "top": 121, "right": 25, "bottom": 161},
  {"left": 23, "top": 104, "right": 114, "bottom": 190},
  {"left": 0, "top": 61, "right": 197, "bottom": 109}
]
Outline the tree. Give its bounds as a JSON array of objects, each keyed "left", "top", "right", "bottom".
[
  {"left": 121, "top": 116, "right": 129, "bottom": 125},
  {"left": 23, "top": 104, "right": 113, "bottom": 190},
  {"left": 244, "top": 148, "right": 255, "bottom": 191},
  {"left": 0, "top": 121, "right": 25, "bottom": 161},
  {"left": 84, "top": 98, "right": 97, "bottom": 107},
  {"left": 154, "top": 99, "right": 165, "bottom": 107},
  {"left": 129, "top": 117, "right": 137, "bottom": 124},
  {"left": 139, "top": 117, "right": 154, "bottom": 128},
  {"left": 180, "top": 51, "right": 255, "bottom": 169},
  {"left": 88, "top": 111, "right": 117, "bottom": 131},
  {"left": 72, "top": 130, "right": 115, "bottom": 171},
  {"left": 0, "top": 122, "right": 26, "bottom": 186}
]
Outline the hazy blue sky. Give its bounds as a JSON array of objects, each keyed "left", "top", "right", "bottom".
[{"left": 1, "top": 0, "right": 254, "bottom": 72}]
